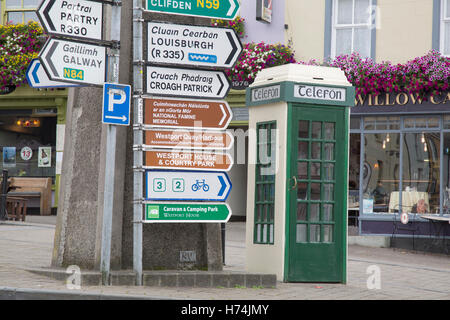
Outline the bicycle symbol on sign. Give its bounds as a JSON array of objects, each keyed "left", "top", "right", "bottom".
[{"left": 191, "top": 179, "right": 210, "bottom": 192}]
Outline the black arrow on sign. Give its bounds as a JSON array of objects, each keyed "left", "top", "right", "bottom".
[
  {"left": 45, "top": 40, "right": 59, "bottom": 77},
  {"left": 43, "top": 0, "right": 56, "bottom": 32},
  {"left": 217, "top": 74, "right": 224, "bottom": 96},
  {"left": 225, "top": 31, "right": 238, "bottom": 66}
]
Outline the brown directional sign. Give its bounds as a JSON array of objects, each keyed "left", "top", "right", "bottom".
[
  {"left": 145, "top": 97, "right": 233, "bottom": 130},
  {"left": 145, "top": 150, "right": 233, "bottom": 171},
  {"left": 145, "top": 129, "right": 234, "bottom": 150}
]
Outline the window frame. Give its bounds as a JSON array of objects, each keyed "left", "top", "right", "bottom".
[
  {"left": 330, "top": 0, "right": 375, "bottom": 59},
  {"left": 440, "top": 0, "right": 450, "bottom": 56},
  {"left": 253, "top": 121, "right": 277, "bottom": 245},
  {"left": 3, "top": 0, "right": 39, "bottom": 25}
]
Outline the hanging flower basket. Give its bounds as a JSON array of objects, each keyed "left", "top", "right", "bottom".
[
  {"left": 211, "top": 16, "right": 246, "bottom": 38},
  {"left": 0, "top": 21, "right": 46, "bottom": 90}
]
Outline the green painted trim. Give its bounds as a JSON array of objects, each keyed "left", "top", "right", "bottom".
[
  {"left": 341, "top": 108, "right": 350, "bottom": 284},
  {"left": 227, "top": 89, "right": 247, "bottom": 108},
  {"left": 247, "top": 81, "right": 355, "bottom": 108},
  {"left": 283, "top": 103, "right": 294, "bottom": 282},
  {"left": 229, "top": 121, "right": 248, "bottom": 127}
]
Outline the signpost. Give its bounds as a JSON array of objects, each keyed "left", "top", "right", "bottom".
[
  {"left": 26, "top": 59, "right": 81, "bottom": 88},
  {"left": 145, "top": 0, "right": 240, "bottom": 20},
  {"left": 147, "top": 22, "right": 242, "bottom": 68},
  {"left": 146, "top": 170, "right": 232, "bottom": 201},
  {"left": 37, "top": 0, "right": 103, "bottom": 41},
  {"left": 132, "top": 0, "right": 242, "bottom": 282},
  {"left": 144, "top": 97, "right": 232, "bottom": 130},
  {"left": 144, "top": 129, "right": 234, "bottom": 150},
  {"left": 145, "top": 150, "right": 233, "bottom": 171},
  {"left": 39, "top": 38, "right": 107, "bottom": 86},
  {"left": 146, "top": 66, "right": 230, "bottom": 98},
  {"left": 144, "top": 202, "right": 232, "bottom": 223}
]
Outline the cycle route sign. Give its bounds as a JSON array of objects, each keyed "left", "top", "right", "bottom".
[{"left": 146, "top": 170, "right": 232, "bottom": 201}]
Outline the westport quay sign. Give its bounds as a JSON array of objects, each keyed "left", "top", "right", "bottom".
[{"left": 352, "top": 91, "right": 450, "bottom": 114}]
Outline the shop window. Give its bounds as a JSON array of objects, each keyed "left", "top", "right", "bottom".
[
  {"left": 363, "top": 133, "right": 400, "bottom": 214},
  {"left": 404, "top": 117, "right": 440, "bottom": 129},
  {"left": 444, "top": 115, "right": 450, "bottom": 129},
  {"left": 350, "top": 116, "right": 361, "bottom": 130},
  {"left": 332, "top": 0, "right": 374, "bottom": 58},
  {"left": 401, "top": 132, "right": 441, "bottom": 214},
  {"left": 4, "top": 0, "right": 39, "bottom": 24},
  {"left": 443, "top": 133, "right": 450, "bottom": 213},
  {"left": 0, "top": 116, "right": 56, "bottom": 181},
  {"left": 364, "top": 116, "right": 400, "bottom": 131},
  {"left": 254, "top": 121, "right": 276, "bottom": 245}
]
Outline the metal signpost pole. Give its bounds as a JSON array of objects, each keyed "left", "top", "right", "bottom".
[
  {"left": 100, "top": 0, "right": 122, "bottom": 286},
  {"left": 132, "top": 0, "right": 144, "bottom": 286}
]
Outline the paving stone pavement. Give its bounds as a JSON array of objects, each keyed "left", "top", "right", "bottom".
[{"left": 0, "top": 219, "right": 449, "bottom": 300}]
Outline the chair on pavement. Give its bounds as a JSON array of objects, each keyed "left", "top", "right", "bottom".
[
  {"left": 391, "top": 205, "right": 418, "bottom": 250},
  {"left": 6, "top": 197, "right": 28, "bottom": 222}
]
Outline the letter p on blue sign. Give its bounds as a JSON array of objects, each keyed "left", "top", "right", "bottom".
[{"left": 102, "top": 83, "right": 131, "bottom": 126}]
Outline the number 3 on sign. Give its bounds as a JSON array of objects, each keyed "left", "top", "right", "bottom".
[{"left": 197, "top": 0, "right": 219, "bottom": 9}]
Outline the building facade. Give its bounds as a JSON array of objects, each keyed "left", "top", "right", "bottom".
[
  {"left": 0, "top": 0, "right": 66, "bottom": 210},
  {"left": 280, "top": 0, "right": 450, "bottom": 249}
]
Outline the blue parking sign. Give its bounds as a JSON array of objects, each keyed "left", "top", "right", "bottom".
[{"left": 102, "top": 83, "right": 131, "bottom": 126}]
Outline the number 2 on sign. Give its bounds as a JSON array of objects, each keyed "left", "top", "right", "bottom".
[{"left": 197, "top": 0, "right": 219, "bottom": 9}]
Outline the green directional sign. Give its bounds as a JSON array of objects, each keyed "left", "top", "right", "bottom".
[
  {"left": 146, "top": 0, "right": 240, "bottom": 20},
  {"left": 145, "top": 202, "right": 231, "bottom": 223}
]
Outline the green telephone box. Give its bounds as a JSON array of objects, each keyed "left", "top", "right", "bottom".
[{"left": 245, "top": 64, "right": 355, "bottom": 283}]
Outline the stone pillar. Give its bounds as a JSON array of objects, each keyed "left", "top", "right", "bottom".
[
  {"left": 52, "top": 2, "right": 132, "bottom": 270},
  {"left": 52, "top": 4, "right": 223, "bottom": 272}
]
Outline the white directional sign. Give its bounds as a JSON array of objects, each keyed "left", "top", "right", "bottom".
[
  {"left": 146, "top": 66, "right": 230, "bottom": 99},
  {"left": 147, "top": 22, "right": 242, "bottom": 69},
  {"left": 146, "top": 170, "right": 232, "bottom": 202},
  {"left": 37, "top": 0, "right": 103, "bottom": 41},
  {"left": 26, "top": 58, "right": 81, "bottom": 88},
  {"left": 39, "top": 38, "right": 106, "bottom": 86}
]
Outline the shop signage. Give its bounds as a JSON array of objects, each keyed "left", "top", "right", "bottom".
[
  {"left": 294, "top": 84, "right": 346, "bottom": 102},
  {"left": 251, "top": 85, "right": 281, "bottom": 103},
  {"left": 26, "top": 59, "right": 81, "bottom": 88},
  {"left": 37, "top": 0, "right": 104, "bottom": 41},
  {"left": 144, "top": 129, "right": 234, "bottom": 150},
  {"left": 144, "top": 97, "right": 232, "bottom": 129},
  {"left": 144, "top": 202, "right": 232, "bottom": 223},
  {"left": 145, "top": 0, "right": 240, "bottom": 20},
  {"left": 145, "top": 150, "right": 233, "bottom": 171},
  {"left": 353, "top": 91, "right": 450, "bottom": 114},
  {"left": 147, "top": 22, "right": 242, "bottom": 69},
  {"left": 145, "top": 170, "right": 232, "bottom": 201},
  {"left": 39, "top": 38, "right": 106, "bottom": 86},
  {"left": 146, "top": 66, "right": 230, "bottom": 99}
]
